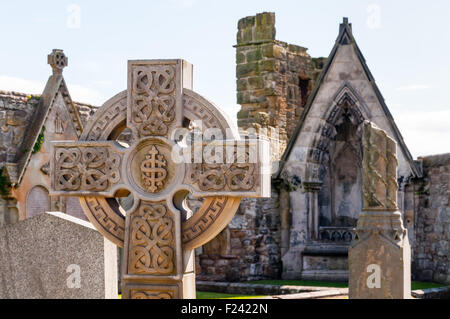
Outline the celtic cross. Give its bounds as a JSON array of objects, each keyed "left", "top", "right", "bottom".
[{"left": 49, "top": 59, "right": 270, "bottom": 299}]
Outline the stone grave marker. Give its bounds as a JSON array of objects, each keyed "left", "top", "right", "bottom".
[
  {"left": 349, "top": 121, "right": 411, "bottom": 299},
  {"left": 50, "top": 59, "right": 271, "bottom": 299},
  {"left": 0, "top": 211, "right": 117, "bottom": 299}
]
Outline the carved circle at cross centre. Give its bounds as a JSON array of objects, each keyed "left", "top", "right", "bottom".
[{"left": 77, "top": 89, "right": 241, "bottom": 250}]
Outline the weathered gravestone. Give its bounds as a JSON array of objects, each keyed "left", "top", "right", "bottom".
[
  {"left": 0, "top": 211, "right": 117, "bottom": 298},
  {"left": 349, "top": 121, "right": 411, "bottom": 299},
  {"left": 50, "top": 59, "right": 271, "bottom": 298}
]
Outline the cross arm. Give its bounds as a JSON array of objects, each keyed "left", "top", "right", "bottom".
[
  {"left": 50, "top": 141, "right": 128, "bottom": 197},
  {"left": 181, "top": 138, "right": 271, "bottom": 198}
]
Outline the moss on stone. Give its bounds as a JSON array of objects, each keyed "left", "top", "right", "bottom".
[
  {"left": 236, "top": 79, "right": 248, "bottom": 91},
  {"left": 237, "top": 109, "right": 249, "bottom": 119},
  {"left": 237, "top": 62, "right": 259, "bottom": 77},
  {"left": 254, "top": 26, "right": 275, "bottom": 42},
  {"left": 237, "top": 92, "right": 251, "bottom": 104},
  {"left": 259, "top": 59, "right": 276, "bottom": 72},
  {"left": 247, "top": 76, "right": 264, "bottom": 90},
  {"left": 246, "top": 49, "right": 262, "bottom": 62},
  {"left": 32, "top": 125, "right": 45, "bottom": 154},
  {"left": 0, "top": 167, "right": 11, "bottom": 197},
  {"left": 236, "top": 51, "right": 246, "bottom": 64}
]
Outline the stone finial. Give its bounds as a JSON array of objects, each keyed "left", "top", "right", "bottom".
[
  {"left": 339, "top": 17, "right": 353, "bottom": 36},
  {"left": 362, "top": 121, "right": 398, "bottom": 211},
  {"left": 47, "top": 49, "right": 68, "bottom": 75}
]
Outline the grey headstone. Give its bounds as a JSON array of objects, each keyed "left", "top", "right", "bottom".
[{"left": 0, "top": 212, "right": 117, "bottom": 299}]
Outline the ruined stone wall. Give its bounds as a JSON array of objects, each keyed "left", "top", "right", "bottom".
[
  {"left": 196, "top": 188, "right": 281, "bottom": 281},
  {"left": 0, "top": 91, "right": 40, "bottom": 164},
  {"left": 235, "top": 12, "right": 323, "bottom": 152},
  {"left": 0, "top": 92, "right": 40, "bottom": 224},
  {"left": 0, "top": 90, "right": 97, "bottom": 225},
  {"left": 196, "top": 12, "right": 324, "bottom": 282},
  {"left": 413, "top": 153, "right": 450, "bottom": 284}
]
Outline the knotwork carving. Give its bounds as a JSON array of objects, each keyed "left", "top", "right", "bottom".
[
  {"left": 55, "top": 147, "right": 121, "bottom": 191},
  {"left": 131, "top": 290, "right": 173, "bottom": 299},
  {"left": 128, "top": 201, "right": 176, "bottom": 275},
  {"left": 131, "top": 66, "right": 176, "bottom": 136},
  {"left": 54, "top": 60, "right": 268, "bottom": 299},
  {"left": 140, "top": 145, "right": 168, "bottom": 193},
  {"left": 362, "top": 121, "right": 398, "bottom": 211},
  {"left": 75, "top": 90, "right": 243, "bottom": 251},
  {"left": 185, "top": 143, "right": 257, "bottom": 192},
  {"left": 187, "top": 163, "right": 255, "bottom": 191}
]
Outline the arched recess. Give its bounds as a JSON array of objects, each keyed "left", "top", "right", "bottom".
[
  {"left": 26, "top": 185, "right": 50, "bottom": 218},
  {"left": 303, "top": 84, "right": 369, "bottom": 243}
]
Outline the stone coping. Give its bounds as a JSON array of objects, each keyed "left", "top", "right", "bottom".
[
  {"left": 411, "top": 286, "right": 450, "bottom": 299},
  {"left": 419, "top": 153, "right": 450, "bottom": 167},
  {"left": 197, "top": 281, "right": 450, "bottom": 299}
]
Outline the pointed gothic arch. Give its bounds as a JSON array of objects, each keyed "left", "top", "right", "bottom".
[{"left": 303, "top": 84, "right": 369, "bottom": 243}]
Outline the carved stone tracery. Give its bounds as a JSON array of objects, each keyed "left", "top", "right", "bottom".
[
  {"left": 362, "top": 121, "right": 398, "bottom": 211},
  {"left": 49, "top": 59, "right": 271, "bottom": 299},
  {"left": 131, "top": 66, "right": 176, "bottom": 137},
  {"left": 131, "top": 290, "right": 173, "bottom": 299},
  {"left": 55, "top": 147, "right": 121, "bottom": 191},
  {"left": 128, "top": 201, "right": 176, "bottom": 275}
]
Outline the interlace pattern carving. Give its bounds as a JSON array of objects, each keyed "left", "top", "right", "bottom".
[
  {"left": 55, "top": 147, "right": 121, "bottom": 191},
  {"left": 187, "top": 163, "right": 255, "bottom": 191},
  {"left": 362, "top": 122, "right": 398, "bottom": 211},
  {"left": 141, "top": 145, "right": 167, "bottom": 193},
  {"left": 128, "top": 201, "right": 175, "bottom": 275},
  {"left": 131, "top": 66, "right": 176, "bottom": 136},
  {"left": 186, "top": 145, "right": 256, "bottom": 192},
  {"left": 131, "top": 290, "right": 173, "bottom": 299}
]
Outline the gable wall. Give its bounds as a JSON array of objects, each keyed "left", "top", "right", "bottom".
[
  {"left": 12, "top": 92, "right": 86, "bottom": 221},
  {"left": 283, "top": 44, "right": 413, "bottom": 180},
  {"left": 280, "top": 40, "right": 418, "bottom": 279}
]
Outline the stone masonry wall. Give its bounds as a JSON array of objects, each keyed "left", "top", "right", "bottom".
[
  {"left": 196, "top": 12, "right": 324, "bottom": 282},
  {"left": 196, "top": 188, "right": 281, "bottom": 281},
  {"left": 0, "top": 90, "right": 97, "bottom": 226},
  {"left": 413, "top": 153, "right": 450, "bottom": 284},
  {"left": 235, "top": 12, "right": 323, "bottom": 152}
]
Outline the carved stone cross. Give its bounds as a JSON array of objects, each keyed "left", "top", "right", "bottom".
[
  {"left": 349, "top": 121, "right": 411, "bottom": 299},
  {"left": 49, "top": 59, "right": 270, "bottom": 299}
]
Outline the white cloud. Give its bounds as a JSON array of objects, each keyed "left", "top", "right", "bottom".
[
  {"left": 0, "top": 75, "right": 44, "bottom": 94},
  {"left": 395, "top": 84, "right": 431, "bottom": 91},
  {"left": 392, "top": 109, "right": 450, "bottom": 157},
  {"left": 0, "top": 75, "right": 106, "bottom": 106},
  {"left": 66, "top": 83, "right": 106, "bottom": 106}
]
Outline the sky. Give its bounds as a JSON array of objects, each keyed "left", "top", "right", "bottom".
[{"left": 0, "top": 0, "right": 449, "bottom": 158}]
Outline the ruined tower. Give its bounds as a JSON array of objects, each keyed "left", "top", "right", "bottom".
[{"left": 235, "top": 12, "right": 324, "bottom": 154}]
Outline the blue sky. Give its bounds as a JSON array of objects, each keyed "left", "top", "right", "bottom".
[{"left": 0, "top": 0, "right": 449, "bottom": 157}]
